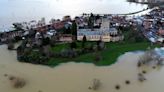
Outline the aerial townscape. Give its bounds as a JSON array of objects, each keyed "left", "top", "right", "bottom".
[
  {"left": 1, "top": 6, "right": 164, "bottom": 66},
  {"left": 1, "top": 0, "right": 164, "bottom": 92}
]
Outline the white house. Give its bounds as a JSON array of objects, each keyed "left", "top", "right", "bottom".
[{"left": 77, "top": 28, "right": 121, "bottom": 42}]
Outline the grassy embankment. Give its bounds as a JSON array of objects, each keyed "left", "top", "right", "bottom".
[{"left": 48, "top": 40, "right": 160, "bottom": 67}]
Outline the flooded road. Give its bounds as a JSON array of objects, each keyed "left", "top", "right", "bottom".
[{"left": 0, "top": 45, "right": 164, "bottom": 92}]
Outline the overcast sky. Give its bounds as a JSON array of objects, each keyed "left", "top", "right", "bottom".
[{"left": 0, "top": 0, "right": 147, "bottom": 31}]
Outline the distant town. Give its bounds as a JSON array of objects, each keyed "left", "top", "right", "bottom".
[
  {"left": 1, "top": 7, "right": 164, "bottom": 44},
  {"left": 0, "top": 13, "right": 125, "bottom": 44}
]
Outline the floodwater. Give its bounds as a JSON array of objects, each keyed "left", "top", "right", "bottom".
[{"left": 0, "top": 45, "right": 164, "bottom": 92}]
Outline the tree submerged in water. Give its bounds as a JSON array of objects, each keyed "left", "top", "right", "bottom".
[
  {"left": 7, "top": 39, "right": 14, "bottom": 50},
  {"left": 138, "top": 50, "right": 155, "bottom": 65},
  {"left": 89, "top": 79, "right": 101, "bottom": 90},
  {"left": 138, "top": 49, "right": 164, "bottom": 67},
  {"left": 5, "top": 75, "right": 26, "bottom": 89}
]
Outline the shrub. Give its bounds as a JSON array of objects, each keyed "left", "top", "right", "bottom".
[
  {"left": 42, "top": 37, "right": 50, "bottom": 46},
  {"left": 8, "top": 75, "right": 26, "bottom": 89},
  {"left": 70, "top": 41, "right": 77, "bottom": 49},
  {"left": 94, "top": 52, "right": 102, "bottom": 63},
  {"left": 82, "top": 35, "right": 87, "bottom": 48},
  {"left": 18, "top": 50, "right": 48, "bottom": 65},
  {"left": 60, "top": 49, "right": 77, "bottom": 58},
  {"left": 14, "top": 36, "right": 22, "bottom": 42},
  {"left": 7, "top": 43, "right": 14, "bottom": 50}
]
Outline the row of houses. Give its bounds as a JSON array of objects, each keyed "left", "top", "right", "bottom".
[
  {"left": 32, "top": 14, "right": 125, "bottom": 42},
  {"left": 136, "top": 8, "right": 164, "bottom": 43},
  {"left": 0, "top": 31, "right": 23, "bottom": 43},
  {"left": 0, "top": 14, "right": 127, "bottom": 43},
  {"left": 77, "top": 28, "right": 123, "bottom": 42}
]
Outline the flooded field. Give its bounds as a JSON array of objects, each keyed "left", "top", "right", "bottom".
[{"left": 0, "top": 45, "right": 164, "bottom": 92}]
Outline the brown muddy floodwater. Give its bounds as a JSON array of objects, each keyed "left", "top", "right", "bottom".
[{"left": 0, "top": 45, "right": 164, "bottom": 92}]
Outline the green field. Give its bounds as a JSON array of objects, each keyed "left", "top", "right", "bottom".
[{"left": 48, "top": 41, "right": 160, "bottom": 67}]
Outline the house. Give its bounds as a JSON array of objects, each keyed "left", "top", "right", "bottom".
[
  {"left": 158, "top": 28, "right": 164, "bottom": 36},
  {"left": 110, "top": 36, "right": 124, "bottom": 42},
  {"left": 0, "top": 31, "right": 23, "bottom": 43},
  {"left": 53, "top": 21, "right": 65, "bottom": 30},
  {"left": 77, "top": 29, "right": 111, "bottom": 42},
  {"left": 77, "top": 28, "right": 122, "bottom": 42},
  {"left": 59, "top": 34, "right": 73, "bottom": 42},
  {"left": 143, "top": 19, "right": 153, "bottom": 30},
  {"left": 76, "top": 16, "right": 124, "bottom": 42}
]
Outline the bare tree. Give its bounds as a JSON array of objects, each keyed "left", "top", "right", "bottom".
[{"left": 89, "top": 79, "right": 101, "bottom": 90}]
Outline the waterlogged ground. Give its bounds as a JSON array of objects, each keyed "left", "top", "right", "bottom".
[{"left": 0, "top": 45, "right": 164, "bottom": 92}]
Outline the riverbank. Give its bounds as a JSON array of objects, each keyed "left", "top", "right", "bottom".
[
  {"left": 47, "top": 41, "right": 160, "bottom": 67},
  {"left": 1, "top": 45, "right": 164, "bottom": 92}
]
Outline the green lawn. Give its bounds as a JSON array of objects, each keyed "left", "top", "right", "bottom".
[{"left": 47, "top": 41, "right": 160, "bottom": 67}]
